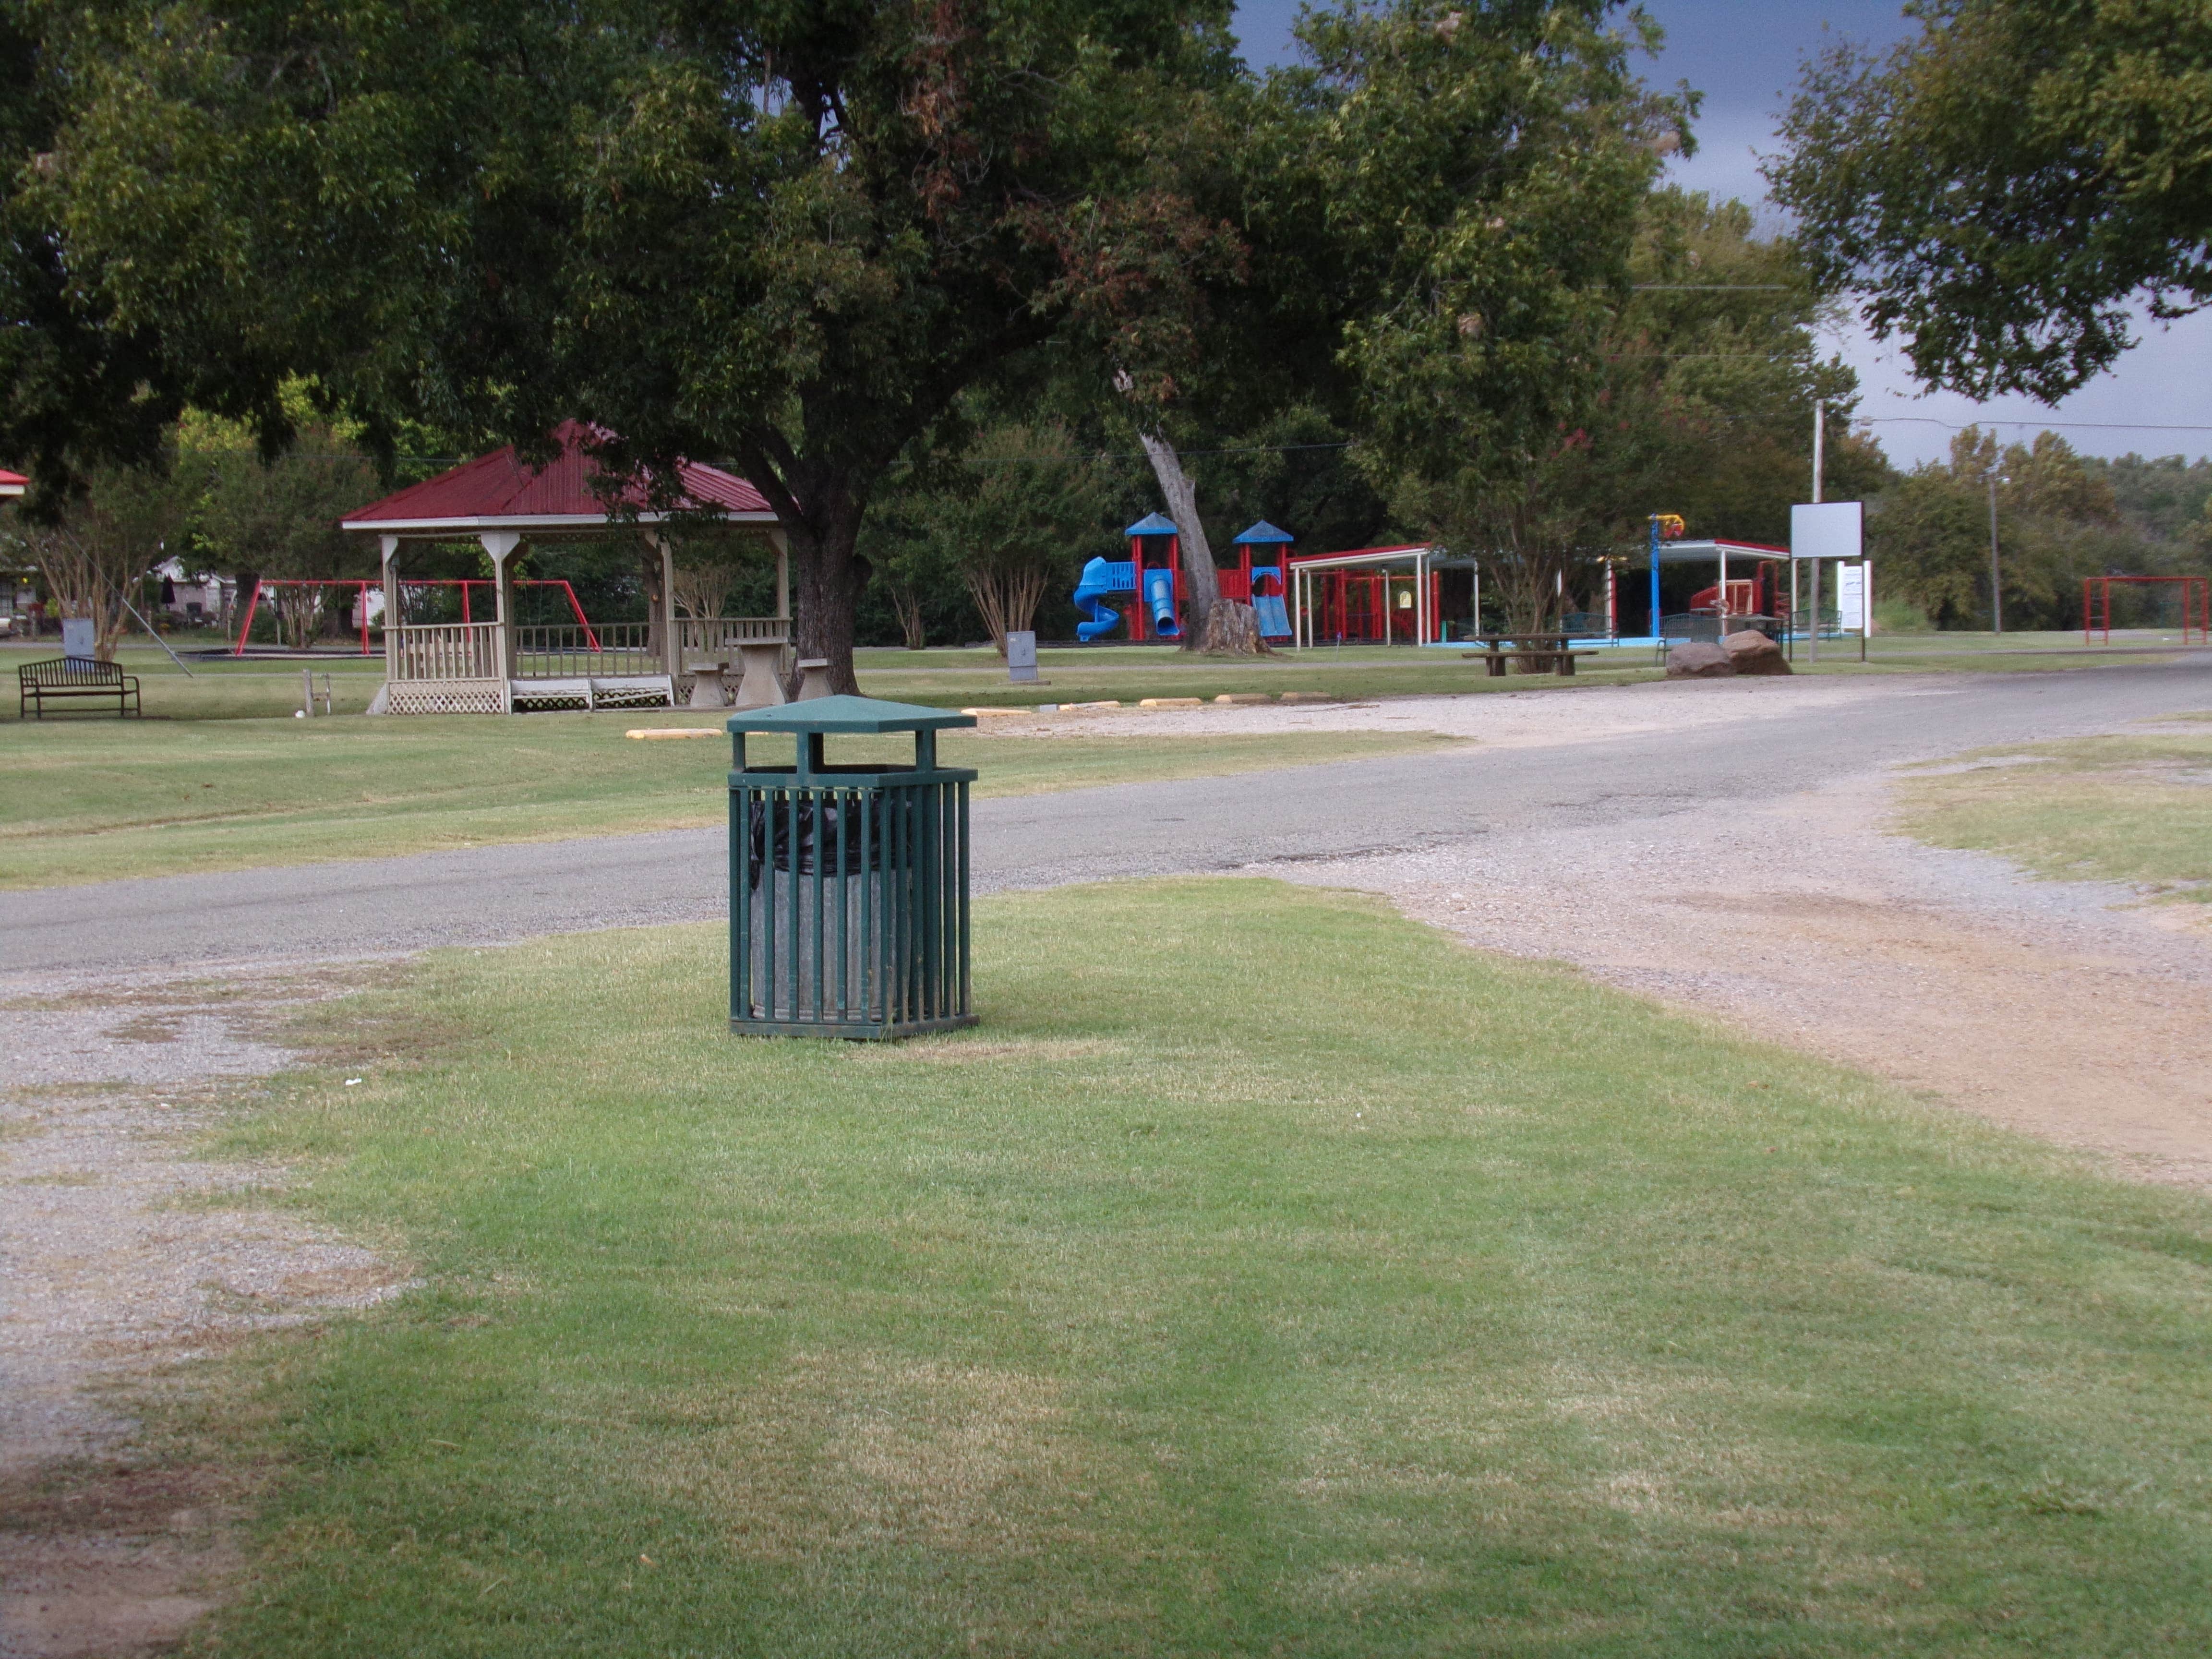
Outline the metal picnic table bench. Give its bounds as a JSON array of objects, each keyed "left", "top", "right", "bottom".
[
  {"left": 18, "top": 655, "right": 142, "bottom": 718},
  {"left": 1460, "top": 634, "right": 1606, "bottom": 677}
]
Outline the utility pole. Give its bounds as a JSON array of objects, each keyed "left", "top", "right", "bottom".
[
  {"left": 1987, "top": 472, "right": 2005, "bottom": 635},
  {"left": 1808, "top": 400, "right": 1824, "bottom": 663}
]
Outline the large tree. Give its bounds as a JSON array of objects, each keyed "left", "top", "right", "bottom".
[
  {"left": 1064, "top": 0, "right": 1679, "bottom": 652},
  {"left": 1379, "top": 188, "right": 1883, "bottom": 634},
  {"left": 44, "top": 0, "right": 1240, "bottom": 692},
  {"left": 1767, "top": 0, "right": 2212, "bottom": 400},
  {"left": 0, "top": 2, "right": 186, "bottom": 514}
]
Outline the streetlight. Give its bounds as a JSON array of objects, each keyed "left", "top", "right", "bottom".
[{"left": 1987, "top": 472, "right": 2010, "bottom": 634}]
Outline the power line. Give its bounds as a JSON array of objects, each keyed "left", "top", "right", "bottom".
[{"left": 1856, "top": 416, "right": 2212, "bottom": 433}]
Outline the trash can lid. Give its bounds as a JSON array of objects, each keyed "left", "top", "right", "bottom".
[{"left": 724, "top": 694, "right": 978, "bottom": 735}]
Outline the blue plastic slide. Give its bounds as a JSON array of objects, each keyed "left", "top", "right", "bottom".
[
  {"left": 1073, "top": 557, "right": 1131, "bottom": 642},
  {"left": 1251, "top": 593, "right": 1292, "bottom": 640},
  {"left": 1142, "top": 567, "right": 1181, "bottom": 637}
]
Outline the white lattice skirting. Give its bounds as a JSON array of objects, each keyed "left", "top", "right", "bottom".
[
  {"left": 508, "top": 675, "right": 676, "bottom": 713},
  {"left": 384, "top": 679, "right": 511, "bottom": 716},
  {"left": 379, "top": 676, "right": 676, "bottom": 715}
]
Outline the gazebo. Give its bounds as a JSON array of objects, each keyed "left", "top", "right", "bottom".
[{"left": 342, "top": 422, "right": 790, "bottom": 714}]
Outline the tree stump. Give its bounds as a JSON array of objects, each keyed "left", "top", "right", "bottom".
[{"left": 1189, "top": 600, "right": 1271, "bottom": 657}]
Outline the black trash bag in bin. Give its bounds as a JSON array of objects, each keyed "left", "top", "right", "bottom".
[{"left": 745, "top": 792, "right": 890, "bottom": 887}]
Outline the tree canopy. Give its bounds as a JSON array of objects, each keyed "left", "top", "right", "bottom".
[{"left": 1767, "top": 0, "right": 2212, "bottom": 400}]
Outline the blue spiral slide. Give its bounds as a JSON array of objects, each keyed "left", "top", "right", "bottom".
[{"left": 1073, "top": 558, "right": 1180, "bottom": 641}]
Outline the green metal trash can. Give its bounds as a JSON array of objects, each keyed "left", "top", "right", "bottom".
[{"left": 727, "top": 695, "right": 979, "bottom": 1038}]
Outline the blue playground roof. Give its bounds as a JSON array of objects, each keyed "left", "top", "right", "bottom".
[
  {"left": 1124, "top": 512, "right": 1178, "bottom": 536},
  {"left": 1233, "top": 519, "right": 1294, "bottom": 545}
]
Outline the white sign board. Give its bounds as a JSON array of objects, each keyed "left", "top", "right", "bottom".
[
  {"left": 1791, "top": 500, "right": 1864, "bottom": 564},
  {"left": 61, "top": 617, "right": 96, "bottom": 661},
  {"left": 1005, "top": 629, "right": 1040, "bottom": 684},
  {"left": 1835, "top": 562, "right": 1867, "bottom": 633}
]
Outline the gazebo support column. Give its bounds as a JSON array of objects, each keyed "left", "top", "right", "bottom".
[
  {"left": 380, "top": 534, "right": 401, "bottom": 685},
  {"left": 481, "top": 530, "right": 522, "bottom": 692},
  {"left": 654, "top": 529, "right": 678, "bottom": 677}
]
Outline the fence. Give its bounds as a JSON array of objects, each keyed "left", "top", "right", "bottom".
[
  {"left": 512, "top": 622, "right": 658, "bottom": 679},
  {"left": 390, "top": 623, "right": 499, "bottom": 681}
]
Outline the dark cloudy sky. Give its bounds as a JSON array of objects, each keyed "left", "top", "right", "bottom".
[{"left": 1229, "top": 1, "right": 2212, "bottom": 469}]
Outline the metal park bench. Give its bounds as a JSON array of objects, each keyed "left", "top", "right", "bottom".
[{"left": 18, "top": 656, "right": 142, "bottom": 719}]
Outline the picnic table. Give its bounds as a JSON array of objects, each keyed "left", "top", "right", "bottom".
[{"left": 1459, "top": 634, "right": 1604, "bottom": 678}]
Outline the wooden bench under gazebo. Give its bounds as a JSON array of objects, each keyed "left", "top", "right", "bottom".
[{"left": 343, "top": 421, "right": 792, "bottom": 715}]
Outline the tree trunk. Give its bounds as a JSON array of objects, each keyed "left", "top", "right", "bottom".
[
  {"left": 1135, "top": 430, "right": 1266, "bottom": 656},
  {"left": 888, "top": 583, "right": 927, "bottom": 650},
  {"left": 783, "top": 483, "right": 870, "bottom": 696}
]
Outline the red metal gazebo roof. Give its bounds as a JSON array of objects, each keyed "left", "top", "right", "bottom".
[{"left": 340, "top": 421, "right": 775, "bottom": 533}]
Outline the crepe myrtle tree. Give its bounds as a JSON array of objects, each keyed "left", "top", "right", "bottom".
[{"left": 43, "top": 0, "right": 1248, "bottom": 694}]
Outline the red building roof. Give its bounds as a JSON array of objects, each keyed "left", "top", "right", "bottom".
[
  {"left": 341, "top": 421, "right": 774, "bottom": 531},
  {"left": 0, "top": 469, "right": 27, "bottom": 498}
]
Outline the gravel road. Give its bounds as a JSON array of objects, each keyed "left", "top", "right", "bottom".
[{"left": 8, "top": 662, "right": 2209, "bottom": 978}]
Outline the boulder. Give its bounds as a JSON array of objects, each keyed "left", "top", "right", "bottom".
[
  {"left": 1665, "top": 641, "right": 1735, "bottom": 679},
  {"left": 1722, "top": 629, "right": 1791, "bottom": 675}
]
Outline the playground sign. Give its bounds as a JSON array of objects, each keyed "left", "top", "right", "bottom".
[
  {"left": 1836, "top": 562, "right": 1867, "bottom": 632},
  {"left": 62, "top": 618, "right": 95, "bottom": 660}
]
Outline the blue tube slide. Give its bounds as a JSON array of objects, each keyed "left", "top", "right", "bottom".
[{"left": 1142, "top": 566, "right": 1180, "bottom": 637}]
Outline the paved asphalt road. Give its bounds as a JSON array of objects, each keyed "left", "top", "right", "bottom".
[{"left": 9, "top": 661, "right": 2209, "bottom": 977}]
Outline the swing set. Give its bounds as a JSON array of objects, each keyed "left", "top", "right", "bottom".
[
  {"left": 231, "top": 577, "right": 600, "bottom": 656},
  {"left": 2081, "top": 575, "right": 2209, "bottom": 645}
]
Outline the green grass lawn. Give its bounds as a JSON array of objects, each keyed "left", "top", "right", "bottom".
[
  {"left": 6, "top": 629, "right": 2178, "bottom": 724},
  {"left": 0, "top": 716, "right": 1460, "bottom": 889},
  {"left": 1898, "top": 718, "right": 2212, "bottom": 902},
  {"left": 174, "top": 880, "right": 2212, "bottom": 1656}
]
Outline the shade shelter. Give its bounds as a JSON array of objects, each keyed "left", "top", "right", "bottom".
[
  {"left": 342, "top": 422, "right": 789, "bottom": 714},
  {"left": 1644, "top": 539, "right": 1794, "bottom": 639},
  {"left": 0, "top": 468, "right": 25, "bottom": 500},
  {"left": 1287, "top": 544, "right": 1442, "bottom": 648}
]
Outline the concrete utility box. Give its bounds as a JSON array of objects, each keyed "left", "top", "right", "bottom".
[{"left": 726, "top": 696, "right": 978, "bottom": 1038}]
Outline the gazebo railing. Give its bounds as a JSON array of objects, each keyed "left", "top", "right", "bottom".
[
  {"left": 387, "top": 615, "right": 794, "bottom": 683},
  {"left": 391, "top": 622, "right": 499, "bottom": 681},
  {"left": 514, "top": 622, "right": 657, "bottom": 679},
  {"left": 676, "top": 616, "right": 791, "bottom": 658}
]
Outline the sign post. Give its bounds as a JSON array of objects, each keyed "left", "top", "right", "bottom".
[{"left": 1791, "top": 502, "right": 1865, "bottom": 668}]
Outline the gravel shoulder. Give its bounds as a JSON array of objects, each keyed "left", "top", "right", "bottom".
[
  {"left": 0, "top": 968, "right": 414, "bottom": 1659},
  {"left": 1260, "top": 766, "right": 2212, "bottom": 1189}
]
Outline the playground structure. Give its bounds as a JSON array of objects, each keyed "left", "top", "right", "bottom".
[
  {"left": 340, "top": 421, "right": 789, "bottom": 714},
  {"left": 1071, "top": 517, "right": 1296, "bottom": 644},
  {"left": 1287, "top": 544, "right": 1446, "bottom": 647},
  {"left": 2082, "top": 575, "right": 2209, "bottom": 644}
]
